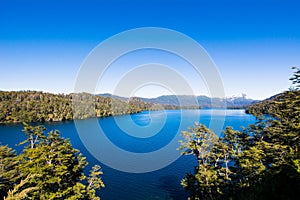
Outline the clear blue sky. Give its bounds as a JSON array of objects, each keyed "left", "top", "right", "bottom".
[{"left": 0, "top": 0, "right": 299, "bottom": 100}]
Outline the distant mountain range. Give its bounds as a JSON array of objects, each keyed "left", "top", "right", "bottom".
[{"left": 98, "top": 93, "right": 259, "bottom": 108}]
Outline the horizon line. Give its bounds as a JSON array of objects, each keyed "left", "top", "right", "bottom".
[{"left": 0, "top": 89, "right": 264, "bottom": 100}]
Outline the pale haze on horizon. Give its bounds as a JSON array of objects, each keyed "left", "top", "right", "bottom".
[{"left": 0, "top": 0, "right": 299, "bottom": 100}]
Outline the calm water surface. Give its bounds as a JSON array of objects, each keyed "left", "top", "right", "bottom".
[{"left": 0, "top": 109, "right": 256, "bottom": 200}]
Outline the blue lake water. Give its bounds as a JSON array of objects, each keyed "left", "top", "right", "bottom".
[{"left": 0, "top": 109, "right": 256, "bottom": 200}]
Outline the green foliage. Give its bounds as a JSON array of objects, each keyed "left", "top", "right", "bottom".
[
  {"left": 0, "top": 124, "right": 104, "bottom": 200},
  {"left": 4, "top": 174, "right": 39, "bottom": 200},
  {"left": 0, "top": 91, "right": 189, "bottom": 124},
  {"left": 0, "top": 146, "right": 21, "bottom": 198},
  {"left": 180, "top": 68, "right": 300, "bottom": 199},
  {"left": 86, "top": 165, "right": 105, "bottom": 200},
  {"left": 246, "top": 67, "right": 300, "bottom": 116},
  {"left": 180, "top": 126, "right": 244, "bottom": 199},
  {"left": 290, "top": 66, "right": 300, "bottom": 90}
]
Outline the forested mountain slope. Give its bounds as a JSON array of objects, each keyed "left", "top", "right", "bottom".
[{"left": 0, "top": 91, "right": 162, "bottom": 123}]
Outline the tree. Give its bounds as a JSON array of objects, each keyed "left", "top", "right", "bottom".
[
  {"left": 290, "top": 66, "right": 300, "bottom": 90},
  {"left": 0, "top": 124, "right": 104, "bottom": 199},
  {"left": 87, "top": 165, "right": 105, "bottom": 200},
  {"left": 4, "top": 174, "right": 39, "bottom": 200},
  {"left": 179, "top": 123, "right": 224, "bottom": 199},
  {"left": 0, "top": 146, "right": 20, "bottom": 198},
  {"left": 180, "top": 125, "right": 247, "bottom": 200}
]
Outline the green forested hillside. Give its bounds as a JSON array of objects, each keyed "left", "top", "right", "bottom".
[
  {"left": 0, "top": 91, "right": 165, "bottom": 123},
  {"left": 246, "top": 67, "right": 300, "bottom": 116},
  {"left": 245, "top": 92, "right": 290, "bottom": 115}
]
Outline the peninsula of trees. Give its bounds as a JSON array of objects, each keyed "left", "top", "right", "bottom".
[{"left": 0, "top": 92, "right": 181, "bottom": 124}]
